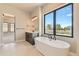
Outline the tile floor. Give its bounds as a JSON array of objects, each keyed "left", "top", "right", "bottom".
[{"left": 0, "top": 41, "right": 42, "bottom": 56}]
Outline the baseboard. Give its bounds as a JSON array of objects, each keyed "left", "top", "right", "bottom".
[
  {"left": 15, "top": 39, "right": 25, "bottom": 42},
  {"left": 69, "top": 52, "right": 78, "bottom": 56}
]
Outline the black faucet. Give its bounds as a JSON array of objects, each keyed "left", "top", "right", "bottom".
[
  {"left": 53, "top": 35, "right": 56, "bottom": 40},
  {"left": 48, "top": 34, "right": 52, "bottom": 39},
  {"left": 48, "top": 34, "right": 56, "bottom": 40}
]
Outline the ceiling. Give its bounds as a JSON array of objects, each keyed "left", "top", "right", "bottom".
[{"left": 3, "top": 3, "right": 46, "bottom": 12}]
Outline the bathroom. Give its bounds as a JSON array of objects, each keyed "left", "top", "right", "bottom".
[
  {"left": 0, "top": 3, "right": 79, "bottom": 56},
  {"left": 27, "top": 3, "right": 79, "bottom": 56}
]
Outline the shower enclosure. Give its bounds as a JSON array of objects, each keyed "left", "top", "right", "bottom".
[{"left": 0, "top": 13, "right": 16, "bottom": 45}]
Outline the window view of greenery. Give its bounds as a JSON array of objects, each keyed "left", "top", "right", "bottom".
[
  {"left": 56, "top": 4, "right": 72, "bottom": 36},
  {"left": 45, "top": 12, "right": 54, "bottom": 34},
  {"left": 44, "top": 4, "right": 73, "bottom": 37}
]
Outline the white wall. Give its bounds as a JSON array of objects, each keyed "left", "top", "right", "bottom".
[
  {"left": 0, "top": 4, "right": 31, "bottom": 42},
  {"left": 39, "top": 3, "right": 79, "bottom": 54},
  {"left": 76, "top": 4, "right": 79, "bottom": 55},
  {"left": 30, "top": 7, "right": 40, "bottom": 32},
  {"left": 30, "top": 6, "right": 43, "bottom": 36}
]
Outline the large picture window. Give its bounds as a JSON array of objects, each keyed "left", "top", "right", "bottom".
[
  {"left": 56, "top": 4, "right": 73, "bottom": 37},
  {"left": 44, "top": 12, "right": 54, "bottom": 34},
  {"left": 44, "top": 3, "right": 73, "bottom": 37}
]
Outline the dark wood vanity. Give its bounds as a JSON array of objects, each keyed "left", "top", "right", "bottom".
[
  {"left": 25, "top": 32, "right": 39, "bottom": 45},
  {"left": 25, "top": 32, "right": 35, "bottom": 45}
]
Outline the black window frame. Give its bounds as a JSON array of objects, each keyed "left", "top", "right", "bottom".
[
  {"left": 44, "top": 3, "right": 73, "bottom": 38},
  {"left": 44, "top": 11, "right": 54, "bottom": 35}
]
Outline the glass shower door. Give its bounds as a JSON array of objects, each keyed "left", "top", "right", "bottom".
[{"left": 2, "top": 14, "right": 15, "bottom": 44}]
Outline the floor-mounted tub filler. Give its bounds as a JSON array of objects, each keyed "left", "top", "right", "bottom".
[{"left": 34, "top": 37, "right": 70, "bottom": 56}]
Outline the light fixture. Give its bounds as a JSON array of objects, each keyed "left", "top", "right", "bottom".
[
  {"left": 32, "top": 16, "right": 38, "bottom": 21},
  {"left": 3, "top": 13, "right": 14, "bottom": 18}
]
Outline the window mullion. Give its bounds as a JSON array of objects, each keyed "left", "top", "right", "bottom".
[{"left": 53, "top": 11, "right": 56, "bottom": 36}]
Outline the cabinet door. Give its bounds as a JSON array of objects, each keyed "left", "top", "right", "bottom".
[{"left": 25, "top": 33, "right": 29, "bottom": 41}]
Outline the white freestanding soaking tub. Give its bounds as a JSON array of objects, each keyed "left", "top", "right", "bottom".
[{"left": 34, "top": 37, "right": 70, "bottom": 56}]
